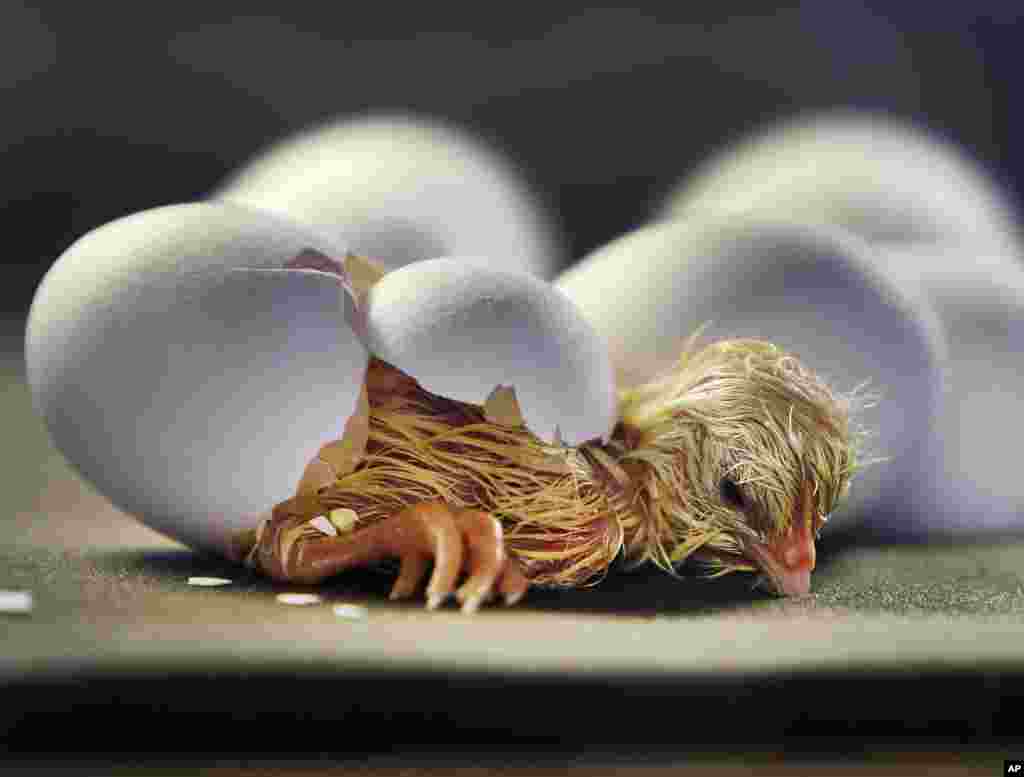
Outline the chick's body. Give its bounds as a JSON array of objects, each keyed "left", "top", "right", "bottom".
[
  {"left": 312, "top": 338, "right": 861, "bottom": 593},
  {"left": 318, "top": 357, "right": 635, "bottom": 587}
]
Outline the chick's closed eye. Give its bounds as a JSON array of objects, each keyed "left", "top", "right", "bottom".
[
  {"left": 615, "top": 337, "right": 867, "bottom": 595},
  {"left": 718, "top": 477, "right": 747, "bottom": 510}
]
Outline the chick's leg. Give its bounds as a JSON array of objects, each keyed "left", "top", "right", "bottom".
[{"left": 250, "top": 496, "right": 529, "bottom": 613}]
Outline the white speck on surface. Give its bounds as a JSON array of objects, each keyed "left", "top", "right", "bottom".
[
  {"left": 0, "top": 590, "right": 33, "bottom": 613},
  {"left": 309, "top": 515, "right": 337, "bottom": 536},
  {"left": 276, "top": 593, "right": 322, "bottom": 606},
  {"left": 187, "top": 576, "right": 233, "bottom": 587},
  {"left": 333, "top": 603, "right": 369, "bottom": 619}
]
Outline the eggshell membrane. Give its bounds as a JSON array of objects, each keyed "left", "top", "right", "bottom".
[
  {"left": 880, "top": 245, "right": 1024, "bottom": 530},
  {"left": 660, "top": 112, "right": 1023, "bottom": 260},
  {"left": 361, "top": 258, "right": 617, "bottom": 446},
  {"left": 215, "top": 114, "right": 563, "bottom": 278},
  {"left": 25, "top": 202, "right": 368, "bottom": 555},
  {"left": 556, "top": 218, "right": 949, "bottom": 534}
]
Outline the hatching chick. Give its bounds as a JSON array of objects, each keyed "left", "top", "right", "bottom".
[{"left": 231, "top": 338, "right": 864, "bottom": 612}]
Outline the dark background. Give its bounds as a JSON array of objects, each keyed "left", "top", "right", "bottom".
[{"left": 3, "top": 2, "right": 1022, "bottom": 325}]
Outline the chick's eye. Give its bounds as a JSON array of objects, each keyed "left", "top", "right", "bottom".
[{"left": 719, "top": 478, "right": 747, "bottom": 510}]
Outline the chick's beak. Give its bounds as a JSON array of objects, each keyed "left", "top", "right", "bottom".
[{"left": 745, "top": 482, "right": 817, "bottom": 596}]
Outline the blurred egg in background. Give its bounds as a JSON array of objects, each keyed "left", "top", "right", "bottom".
[
  {"left": 882, "top": 247, "right": 1024, "bottom": 530},
  {"left": 556, "top": 217, "right": 949, "bottom": 535},
  {"left": 659, "top": 112, "right": 1023, "bottom": 256},
  {"left": 215, "top": 114, "right": 564, "bottom": 278},
  {"left": 654, "top": 113, "right": 1024, "bottom": 532}
]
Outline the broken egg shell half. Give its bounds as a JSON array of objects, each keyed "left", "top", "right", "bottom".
[
  {"left": 556, "top": 217, "right": 949, "bottom": 532},
  {"left": 25, "top": 201, "right": 368, "bottom": 557},
  {"left": 215, "top": 113, "right": 563, "bottom": 279},
  {"left": 660, "top": 112, "right": 1023, "bottom": 259},
  {"left": 360, "top": 257, "right": 617, "bottom": 446}
]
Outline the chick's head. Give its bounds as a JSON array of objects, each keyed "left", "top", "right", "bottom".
[{"left": 617, "top": 338, "right": 869, "bottom": 595}]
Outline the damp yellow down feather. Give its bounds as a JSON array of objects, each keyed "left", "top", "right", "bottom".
[{"left": 306, "top": 334, "right": 870, "bottom": 588}]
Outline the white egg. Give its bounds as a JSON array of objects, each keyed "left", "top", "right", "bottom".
[
  {"left": 880, "top": 245, "right": 1024, "bottom": 530},
  {"left": 660, "top": 112, "right": 1022, "bottom": 260},
  {"left": 215, "top": 113, "right": 563, "bottom": 278},
  {"left": 556, "top": 217, "right": 949, "bottom": 532},
  {"left": 25, "top": 202, "right": 368, "bottom": 556},
  {"left": 360, "top": 258, "right": 617, "bottom": 446},
  {"left": 659, "top": 112, "right": 1024, "bottom": 531}
]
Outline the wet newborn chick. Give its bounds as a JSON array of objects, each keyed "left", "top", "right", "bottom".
[{"left": 233, "top": 338, "right": 863, "bottom": 611}]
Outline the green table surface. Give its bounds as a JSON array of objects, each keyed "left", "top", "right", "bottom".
[{"left": 2, "top": 325, "right": 1022, "bottom": 774}]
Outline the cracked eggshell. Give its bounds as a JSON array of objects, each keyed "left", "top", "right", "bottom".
[
  {"left": 556, "top": 217, "right": 949, "bottom": 533},
  {"left": 215, "top": 113, "right": 563, "bottom": 278},
  {"left": 360, "top": 258, "right": 616, "bottom": 446},
  {"left": 25, "top": 202, "right": 368, "bottom": 556},
  {"left": 660, "top": 112, "right": 1023, "bottom": 259}
]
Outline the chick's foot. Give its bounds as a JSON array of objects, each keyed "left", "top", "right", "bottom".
[{"left": 252, "top": 497, "right": 529, "bottom": 613}]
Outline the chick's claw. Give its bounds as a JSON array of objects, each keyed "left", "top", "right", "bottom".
[
  {"left": 496, "top": 559, "right": 530, "bottom": 606},
  {"left": 388, "top": 551, "right": 431, "bottom": 602},
  {"left": 388, "top": 503, "right": 527, "bottom": 614},
  {"left": 256, "top": 498, "right": 527, "bottom": 613},
  {"left": 451, "top": 509, "right": 505, "bottom": 613}
]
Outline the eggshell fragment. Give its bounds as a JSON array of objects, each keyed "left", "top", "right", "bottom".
[
  {"left": 295, "top": 385, "right": 372, "bottom": 497},
  {"left": 556, "top": 218, "right": 949, "bottom": 532},
  {"left": 276, "top": 593, "right": 322, "bottom": 606},
  {"left": 25, "top": 202, "right": 368, "bottom": 557},
  {"left": 660, "top": 112, "right": 1022, "bottom": 259},
  {"left": 309, "top": 516, "right": 338, "bottom": 537},
  {"left": 187, "top": 576, "right": 233, "bottom": 587},
  {"left": 360, "top": 258, "right": 617, "bottom": 446},
  {"left": 482, "top": 385, "right": 526, "bottom": 427},
  {"left": 215, "top": 113, "right": 563, "bottom": 278},
  {"left": 332, "top": 603, "right": 369, "bottom": 619},
  {"left": 0, "top": 591, "right": 33, "bottom": 614},
  {"left": 327, "top": 508, "right": 359, "bottom": 534}
]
